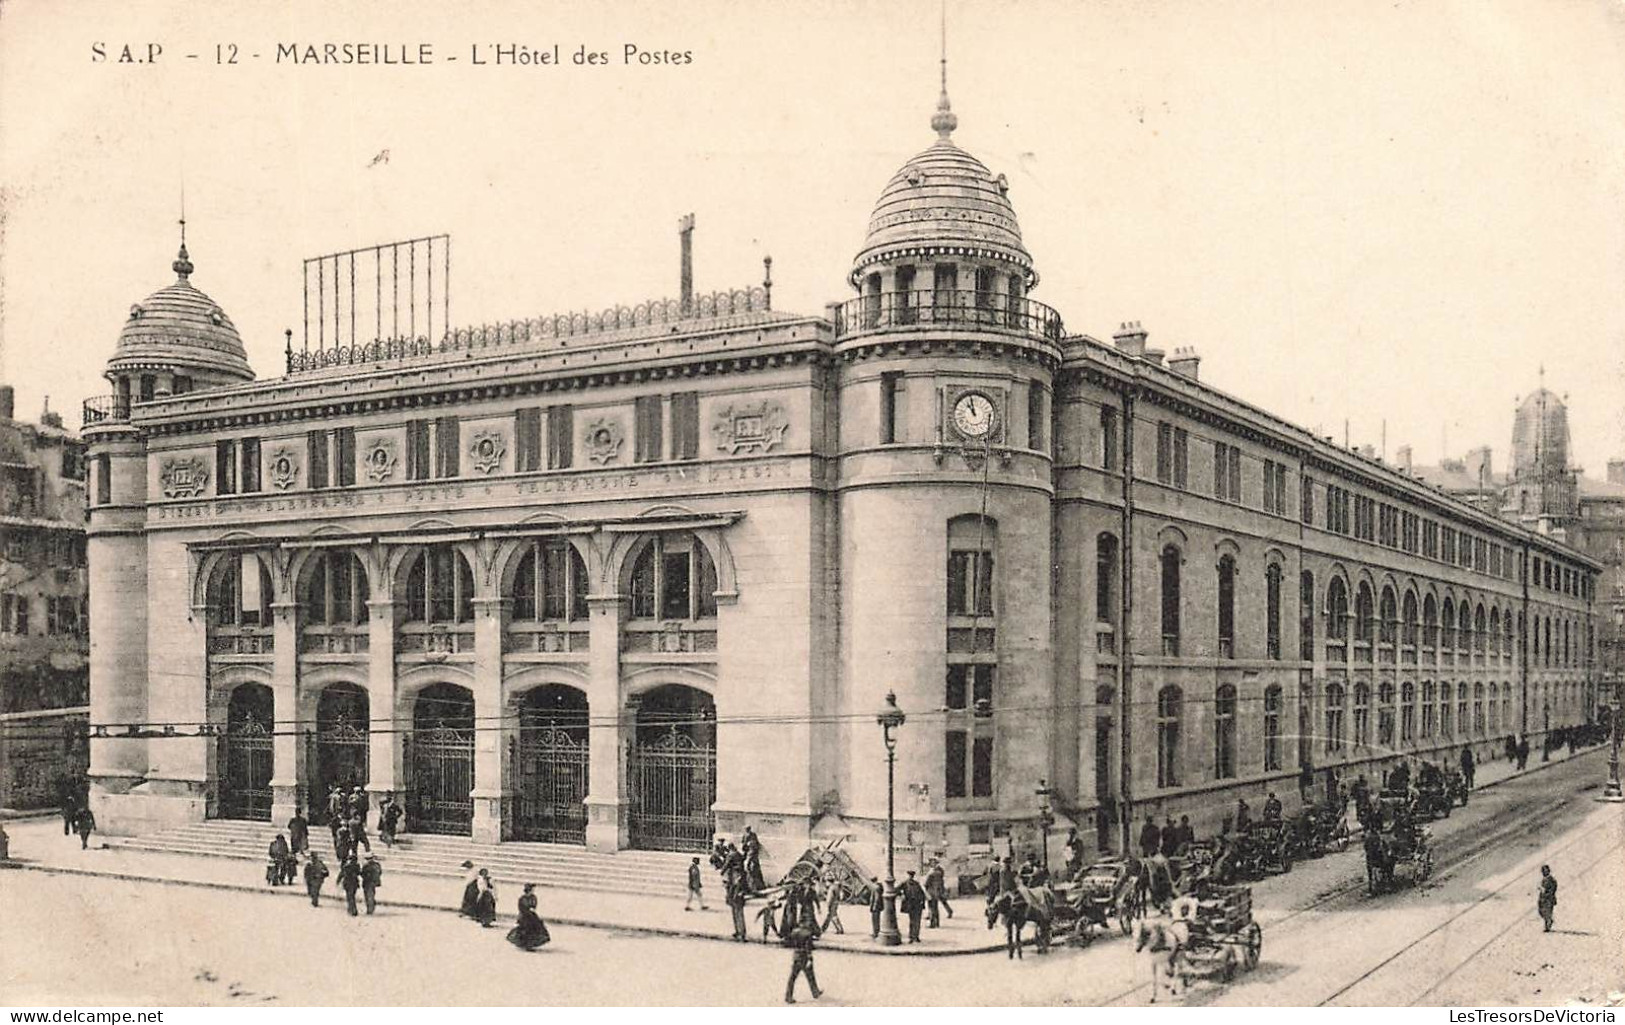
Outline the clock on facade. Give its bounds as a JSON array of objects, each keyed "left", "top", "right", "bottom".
[{"left": 951, "top": 391, "right": 997, "bottom": 440}]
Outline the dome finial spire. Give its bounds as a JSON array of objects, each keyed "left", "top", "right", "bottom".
[
  {"left": 173, "top": 181, "right": 193, "bottom": 279},
  {"left": 931, "top": 1, "right": 957, "bottom": 139}
]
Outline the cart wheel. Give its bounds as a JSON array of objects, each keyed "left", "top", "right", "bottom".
[{"left": 1244, "top": 922, "right": 1262, "bottom": 970}]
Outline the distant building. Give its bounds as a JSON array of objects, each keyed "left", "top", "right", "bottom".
[{"left": 0, "top": 384, "right": 90, "bottom": 808}]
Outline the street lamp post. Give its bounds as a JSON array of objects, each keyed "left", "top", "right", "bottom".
[
  {"left": 877, "top": 691, "right": 906, "bottom": 946},
  {"left": 1601, "top": 675, "right": 1623, "bottom": 803},
  {"left": 1035, "top": 778, "right": 1054, "bottom": 873}
]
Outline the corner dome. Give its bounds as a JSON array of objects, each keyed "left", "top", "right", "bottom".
[
  {"left": 108, "top": 243, "right": 255, "bottom": 383},
  {"left": 850, "top": 96, "right": 1034, "bottom": 288}
]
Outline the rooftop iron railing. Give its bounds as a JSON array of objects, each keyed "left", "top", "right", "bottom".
[
  {"left": 831, "top": 289, "right": 1064, "bottom": 343},
  {"left": 81, "top": 395, "right": 131, "bottom": 429}
]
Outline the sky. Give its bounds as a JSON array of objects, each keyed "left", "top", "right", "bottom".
[{"left": 1, "top": 0, "right": 1622, "bottom": 474}]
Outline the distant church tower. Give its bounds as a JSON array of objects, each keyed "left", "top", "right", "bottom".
[{"left": 1507, "top": 373, "right": 1579, "bottom": 526}]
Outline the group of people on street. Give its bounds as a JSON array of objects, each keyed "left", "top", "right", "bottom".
[
  {"left": 57, "top": 785, "right": 97, "bottom": 850},
  {"left": 456, "top": 862, "right": 550, "bottom": 950}
]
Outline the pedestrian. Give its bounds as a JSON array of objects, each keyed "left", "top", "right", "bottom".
[
  {"left": 1537, "top": 865, "right": 1558, "bottom": 932},
  {"left": 325, "top": 785, "right": 345, "bottom": 833},
  {"left": 59, "top": 787, "right": 78, "bottom": 838},
  {"left": 334, "top": 822, "right": 353, "bottom": 864},
  {"left": 898, "top": 869, "right": 927, "bottom": 943},
  {"left": 1175, "top": 815, "right": 1194, "bottom": 855},
  {"left": 1262, "top": 791, "right": 1283, "bottom": 823},
  {"left": 339, "top": 854, "right": 362, "bottom": 917},
  {"left": 361, "top": 853, "right": 382, "bottom": 915},
  {"left": 267, "top": 833, "right": 291, "bottom": 886},
  {"left": 348, "top": 813, "right": 372, "bottom": 854},
  {"left": 1517, "top": 736, "right": 1530, "bottom": 771},
  {"left": 507, "top": 883, "right": 551, "bottom": 951},
  {"left": 727, "top": 872, "right": 749, "bottom": 942},
  {"left": 378, "top": 794, "right": 401, "bottom": 847},
  {"left": 459, "top": 861, "right": 482, "bottom": 918},
  {"left": 1062, "top": 828, "right": 1084, "bottom": 880},
  {"left": 820, "top": 880, "right": 846, "bottom": 935},
  {"left": 288, "top": 807, "right": 309, "bottom": 855},
  {"left": 1460, "top": 746, "right": 1476, "bottom": 791},
  {"left": 473, "top": 869, "right": 498, "bottom": 927},
  {"left": 304, "top": 852, "right": 329, "bottom": 907},
  {"left": 72, "top": 806, "right": 96, "bottom": 850},
  {"left": 741, "top": 825, "right": 765, "bottom": 894},
  {"left": 783, "top": 920, "right": 823, "bottom": 1004},
  {"left": 867, "top": 876, "right": 884, "bottom": 938},
  {"left": 1139, "top": 814, "right": 1161, "bottom": 857},
  {"left": 685, "top": 856, "right": 708, "bottom": 910},
  {"left": 924, "top": 858, "right": 952, "bottom": 927},
  {"left": 1159, "top": 816, "right": 1179, "bottom": 857},
  {"left": 1234, "top": 798, "right": 1252, "bottom": 834},
  {"left": 350, "top": 786, "right": 370, "bottom": 831}
]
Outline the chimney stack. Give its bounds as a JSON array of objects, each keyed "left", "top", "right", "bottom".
[
  {"left": 1607, "top": 459, "right": 1625, "bottom": 485},
  {"left": 678, "top": 213, "right": 695, "bottom": 316},
  {"left": 1359, "top": 444, "right": 1376, "bottom": 459},
  {"left": 1112, "top": 321, "right": 1148, "bottom": 357},
  {"left": 1168, "top": 346, "right": 1202, "bottom": 380},
  {"left": 1396, "top": 444, "right": 1413, "bottom": 472},
  {"left": 1464, "top": 446, "right": 1494, "bottom": 485}
]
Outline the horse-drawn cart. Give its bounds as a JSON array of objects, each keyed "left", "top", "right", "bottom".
[
  {"left": 1177, "top": 886, "right": 1263, "bottom": 983},
  {"left": 1363, "top": 797, "right": 1434, "bottom": 895},
  {"left": 1234, "top": 821, "right": 1294, "bottom": 878},
  {"left": 1064, "top": 857, "right": 1145, "bottom": 937}
]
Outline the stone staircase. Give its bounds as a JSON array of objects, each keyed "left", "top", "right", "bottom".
[{"left": 103, "top": 820, "right": 697, "bottom": 899}]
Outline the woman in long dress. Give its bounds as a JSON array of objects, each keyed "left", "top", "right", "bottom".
[
  {"left": 474, "top": 869, "right": 499, "bottom": 927},
  {"left": 459, "top": 861, "right": 481, "bottom": 918},
  {"left": 507, "top": 883, "right": 551, "bottom": 950}
]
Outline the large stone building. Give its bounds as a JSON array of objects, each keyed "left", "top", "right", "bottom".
[
  {"left": 1, "top": 385, "right": 91, "bottom": 809},
  {"left": 81, "top": 83, "right": 1601, "bottom": 875}
]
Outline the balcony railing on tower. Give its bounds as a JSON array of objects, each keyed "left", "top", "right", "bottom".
[
  {"left": 832, "top": 289, "right": 1064, "bottom": 343},
  {"left": 81, "top": 395, "right": 132, "bottom": 428}
]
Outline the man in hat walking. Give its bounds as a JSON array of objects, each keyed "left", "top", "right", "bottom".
[
  {"left": 304, "top": 851, "right": 329, "bottom": 908},
  {"left": 783, "top": 919, "right": 823, "bottom": 1004},
  {"left": 898, "top": 869, "right": 928, "bottom": 943},
  {"left": 1537, "top": 865, "right": 1558, "bottom": 933},
  {"left": 924, "top": 858, "right": 953, "bottom": 927},
  {"left": 868, "top": 877, "right": 884, "bottom": 939},
  {"left": 287, "top": 807, "right": 309, "bottom": 856},
  {"left": 338, "top": 854, "right": 362, "bottom": 917},
  {"left": 361, "top": 854, "right": 383, "bottom": 915},
  {"left": 684, "top": 856, "right": 707, "bottom": 910},
  {"left": 72, "top": 805, "right": 96, "bottom": 850}
]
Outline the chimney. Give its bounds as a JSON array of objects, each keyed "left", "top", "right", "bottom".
[
  {"left": 1143, "top": 348, "right": 1166, "bottom": 366},
  {"left": 1608, "top": 459, "right": 1625, "bottom": 486},
  {"left": 1464, "top": 446, "right": 1494, "bottom": 485},
  {"left": 1359, "top": 444, "right": 1376, "bottom": 459},
  {"left": 0, "top": 384, "right": 13, "bottom": 420},
  {"left": 1168, "top": 346, "right": 1201, "bottom": 380},
  {"left": 678, "top": 213, "right": 695, "bottom": 316},
  {"left": 1396, "top": 444, "right": 1412, "bottom": 472},
  {"left": 1112, "top": 320, "right": 1148, "bottom": 358}
]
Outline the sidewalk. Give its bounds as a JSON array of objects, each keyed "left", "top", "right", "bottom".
[
  {"left": 0, "top": 816, "right": 1003, "bottom": 956},
  {"left": 0, "top": 742, "right": 1605, "bottom": 957}
]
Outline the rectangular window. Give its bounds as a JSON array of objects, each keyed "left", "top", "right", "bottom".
[
  {"left": 1027, "top": 382, "right": 1047, "bottom": 452},
  {"left": 634, "top": 395, "right": 664, "bottom": 463},
  {"left": 946, "top": 551, "right": 994, "bottom": 616},
  {"left": 515, "top": 408, "right": 543, "bottom": 472},
  {"left": 1100, "top": 406, "right": 1118, "bottom": 471},
  {"left": 659, "top": 548, "right": 691, "bottom": 620},
  {"left": 1214, "top": 443, "right": 1242, "bottom": 502},
  {"left": 95, "top": 453, "right": 111, "bottom": 505},
  {"left": 307, "top": 430, "right": 330, "bottom": 490},
  {"left": 239, "top": 437, "right": 261, "bottom": 493},
  {"left": 1301, "top": 474, "right": 1314, "bottom": 524},
  {"left": 670, "top": 392, "right": 699, "bottom": 461},
  {"left": 1156, "top": 423, "right": 1172, "bottom": 483},
  {"left": 547, "top": 405, "right": 574, "bottom": 470},
  {"left": 406, "top": 420, "right": 431, "bottom": 481},
  {"left": 334, "top": 428, "right": 356, "bottom": 487},
  {"left": 971, "top": 735, "right": 994, "bottom": 798},
  {"left": 434, "top": 416, "right": 460, "bottom": 477},
  {"left": 879, "top": 373, "right": 902, "bottom": 445},
  {"left": 172, "top": 375, "right": 192, "bottom": 395},
  {"left": 945, "top": 731, "right": 967, "bottom": 799},
  {"left": 1174, "top": 428, "right": 1188, "bottom": 489},
  {"left": 216, "top": 440, "right": 237, "bottom": 495}
]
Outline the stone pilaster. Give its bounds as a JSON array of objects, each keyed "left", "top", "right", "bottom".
[
  {"left": 365, "top": 600, "right": 401, "bottom": 799},
  {"left": 470, "top": 597, "right": 508, "bottom": 843},
  {"left": 269, "top": 601, "right": 304, "bottom": 825},
  {"left": 584, "top": 593, "right": 627, "bottom": 852}
]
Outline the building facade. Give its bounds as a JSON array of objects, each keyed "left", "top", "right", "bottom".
[
  {"left": 82, "top": 87, "right": 1601, "bottom": 876},
  {"left": 1, "top": 385, "right": 91, "bottom": 809}
]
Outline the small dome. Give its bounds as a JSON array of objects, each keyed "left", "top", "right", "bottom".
[
  {"left": 108, "top": 243, "right": 254, "bottom": 382},
  {"left": 851, "top": 117, "right": 1033, "bottom": 288}
]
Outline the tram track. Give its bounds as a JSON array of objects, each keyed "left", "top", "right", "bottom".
[{"left": 1096, "top": 760, "right": 1613, "bottom": 1006}]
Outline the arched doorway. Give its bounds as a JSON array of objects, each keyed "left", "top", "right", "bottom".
[
  {"left": 406, "top": 682, "right": 475, "bottom": 835},
  {"left": 219, "top": 683, "right": 274, "bottom": 821},
  {"left": 511, "top": 685, "right": 589, "bottom": 844},
  {"left": 309, "top": 683, "right": 369, "bottom": 823},
  {"left": 628, "top": 684, "right": 716, "bottom": 851}
]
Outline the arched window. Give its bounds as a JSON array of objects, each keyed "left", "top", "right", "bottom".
[
  {"left": 1217, "top": 555, "right": 1236, "bottom": 659},
  {"left": 1156, "top": 686, "right": 1182, "bottom": 788},
  {"left": 1501, "top": 683, "right": 1511, "bottom": 735},
  {"left": 1402, "top": 591, "right": 1419, "bottom": 651},
  {"left": 1489, "top": 608, "right": 1501, "bottom": 660},
  {"left": 1214, "top": 684, "right": 1237, "bottom": 778},
  {"left": 1441, "top": 598, "right": 1456, "bottom": 650},
  {"left": 1379, "top": 586, "right": 1398, "bottom": 647},
  {"left": 631, "top": 535, "right": 719, "bottom": 621},
  {"left": 1353, "top": 681, "right": 1371, "bottom": 747},
  {"left": 1326, "top": 577, "right": 1349, "bottom": 656},
  {"left": 1264, "top": 685, "right": 1283, "bottom": 771},
  {"left": 1458, "top": 602, "right": 1472, "bottom": 653},
  {"left": 1440, "top": 682, "right": 1453, "bottom": 738},
  {"left": 301, "top": 551, "right": 369, "bottom": 626},
  {"left": 1457, "top": 683, "right": 1470, "bottom": 739},
  {"left": 1474, "top": 604, "right": 1487, "bottom": 656},
  {"left": 403, "top": 545, "right": 474, "bottom": 624},
  {"left": 1378, "top": 681, "right": 1395, "bottom": 748},
  {"left": 1488, "top": 682, "right": 1499, "bottom": 733},
  {"left": 1472, "top": 682, "right": 1483, "bottom": 735},
  {"left": 1325, "top": 683, "right": 1345, "bottom": 753},
  {"left": 207, "top": 554, "right": 273, "bottom": 627},
  {"left": 1160, "top": 546, "right": 1181, "bottom": 656},
  {"left": 1401, "top": 681, "right": 1416, "bottom": 744},
  {"left": 1297, "top": 681, "right": 1313, "bottom": 768},
  {"left": 1266, "top": 563, "right": 1282, "bottom": 660},
  {"left": 1423, "top": 595, "right": 1439, "bottom": 657},
  {"left": 1543, "top": 618, "right": 1552, "bottom": 666},
  {"left": 1421, "top": 681, "right": 1436, "bottom": 738},
  {"left": 510, "top": 540, "right": 588, "bottom": 622},
  {"left": 1355, "top": 583, "right": 1375, "bottom": 647},
  {"left": 1299, "top": 570, "right": 1315, "bottom": 661}
]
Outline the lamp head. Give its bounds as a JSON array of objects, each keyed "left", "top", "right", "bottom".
[{"left": 877, "top": 690, "right": 906, "bottom": 732}]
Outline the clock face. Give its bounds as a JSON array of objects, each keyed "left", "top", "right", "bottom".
[{"left": 952, "top": 391, "right": 996, "bottom": 439}]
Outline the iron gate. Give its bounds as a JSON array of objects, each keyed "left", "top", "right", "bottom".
[
  {"left": 405, "top": 723, "right": 474, "bottom": 835},
  {"left": 307, "top": 715, "right": 370, "bottom": 822},
  {"left": 628, "top": 726, "right": 716, "bottom": 851},
  {"left": 511, "top": 725, "right": 588, "bottom": 844},
  {"left": 219, "top": 715, "right": 274, "bottom": 821}
]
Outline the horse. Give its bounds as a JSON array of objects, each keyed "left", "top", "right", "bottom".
[
  {"left": 1133, "top": 913, "right": 1189, "bottom": 1002},
  {"left": 1362, "top": 831, "right": 1394, "bottom": 895},
  {"left": 984, "top": 886, "right": 1055, "bottom": 959}
]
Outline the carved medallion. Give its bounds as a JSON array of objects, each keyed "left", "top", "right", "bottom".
[
  {"left": 364, "top": 438, "right": 399, "bottom": 483},
  {"left": 159, "top": 457, "right": 209, "bottom": 499},
  {"left": 268, "top": 448, "right": 299, "bottom": 491},
  {"left": 712, "top": 400, "right": 790, "bottom": 455},
  {"left": 470, "top": 430, "right": 506, "bottom": 475},
  {"left": 584, "top": 417, "right": 624, "bottom": 465}
]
